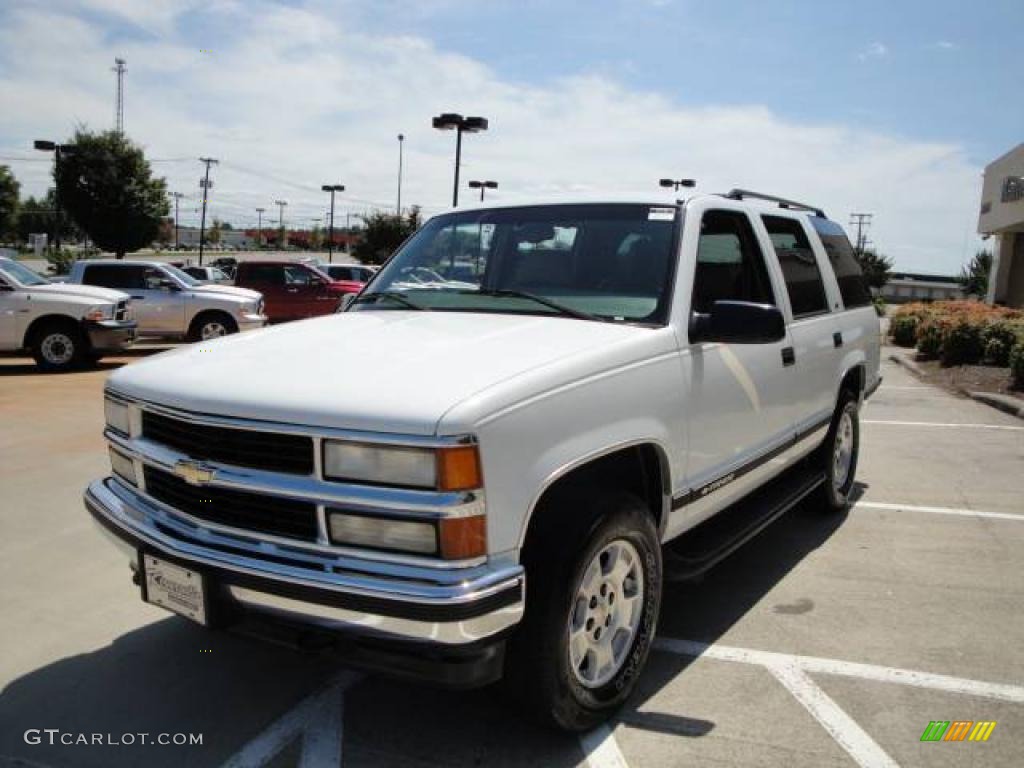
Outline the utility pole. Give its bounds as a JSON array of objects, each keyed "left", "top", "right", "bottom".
[
  {"left": 274, "top": 200, "right": 287, "bottom": 248},
  {"left": 112, "top": 58, "right": 126, "bottom": 134},
  {"left": 255, "top": 207, "right": 265, "bottom": 249},
  {"left": 849, "top": 213, "right": 873, "bottom": 257},
  {"left": 397, "top": 133, "right": 404, "bottom": 215},
  {"left": 198, "top": 157, "right": 218, "bottom": 265},
  {"left": 170, "top": 192, "right": 184, "bottom": 249},
  {"left": 321, "top": 185, "right": 345, "bottom": 263}
]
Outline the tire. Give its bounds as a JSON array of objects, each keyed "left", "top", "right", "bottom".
[
  {"left": 507, "top": 489, "right": 662, "bottom": 731},
  {"left": 31, "top": 320, "right": 85, "bottom": 373},
  {"left": 813, "top": 391, "right": 860, "bottom": 511},
  {"left": 187, "top": 311, "right": 238, "bottom": 342}
]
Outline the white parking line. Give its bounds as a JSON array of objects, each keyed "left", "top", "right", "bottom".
[
  {"left": 855, "top": 500, "right": 1024, "bottom": 522},
  {"left": 654, "top": 638, "right": 1024, "bottom": 704},
  {"left": 862, "top": 419, "right": 1024, "bottom": 431},
  {"left": 768, "top": 663, "right": 898, "bottom": 768},
  {"left": 580, "top": 723, "right": 630, "bottom": 768}
]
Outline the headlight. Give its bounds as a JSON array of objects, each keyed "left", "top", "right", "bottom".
[
  {"left": 322, "top": 441, "right": 481, "bottom": 491},
  {"left": 108, "top": 448, "right": 137, "bottom": 486},
  {"left": 327, "top": 512, "right": 437, "bottom": 554},
  {"left": 104, "top": 396, "right": 131, "bottom": 436},
  {"left": 84, "top": 304, "right": 113, "bottom": 321}
]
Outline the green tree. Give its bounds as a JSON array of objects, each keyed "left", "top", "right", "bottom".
[
  {"left": 353, "top": 207, "right": 421, "bottom": 265},
  {"left": 15, "top": 191, "right": 78, "bottom": 245},
  {"left": 959, "top": 249, "right": 992, "bottom": 297},
  {"left": 55, "top": 128, "right": 169, "bottom": 258},
  {"left": 208, "top": 219, "right": 223, "bottom": 245},
  {"left": 0, "top": 165, "right": 19, "bottom": 239},
  {"left": 856, "top": 249, "right": 893, "bottom": 291}
]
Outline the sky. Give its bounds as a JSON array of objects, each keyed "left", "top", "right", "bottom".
[{"left": 1, "top": 0, "right": 1021, "bottom": 273}]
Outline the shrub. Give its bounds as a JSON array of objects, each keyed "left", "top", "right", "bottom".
[
  {"left": 1010, "top": 342, "right": 1024, "bottom": 388},
  {"left": 872, "top": 295, "right": 887, "bottom": 318},
  {"left": 981, "top": 320, "right": 1024, "bottom": 366},
  {"left": 915, "top": 316, "right": 947, "bottom": 359},
  {"left": 985, "top": 337, "right": 1011, "bottom": 367},
  {"left": 940, "top": 319, "right": 984, "bottom": 366},
  {"left": 890, "top": 315, "right": 919, "bottom": 347}
]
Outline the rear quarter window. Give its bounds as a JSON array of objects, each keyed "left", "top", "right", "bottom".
[
  {"left": 762, "top": 215, "right": 829, "bottom": 318},
  {"left": 83, "top": 264, "right": 145, "bottom": 290},
  {"left": 808, "top": 217, "right": 871, "bottom": 308}
]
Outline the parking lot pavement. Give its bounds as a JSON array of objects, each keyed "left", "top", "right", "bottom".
[{"left": 1, "top": 350, "right": 1022, "bottom": 767}]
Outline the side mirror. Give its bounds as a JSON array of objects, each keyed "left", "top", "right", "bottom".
[
  {"left": 689, "top": 301, "right": 785, "bottom": 344},
  {"left": 338, "top": 293, "right": 356, "bottom": 312},
  {"left": 158, "top": 279, "right": 180, "bottom": 292}
]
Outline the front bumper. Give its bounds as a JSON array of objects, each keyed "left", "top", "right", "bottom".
[
  {"left": 84, "top": 318, "right": 137, "bottom": 352},
  {"left": 84, "top": 477, "right": 525, "bottom": 652},
  {"left": 237, "top": 313, "right": 268, "bottom": 331}
]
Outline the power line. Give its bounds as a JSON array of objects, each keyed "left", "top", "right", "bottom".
[{"left": 849, "top": 213, "right": 873, "bottom": 256}]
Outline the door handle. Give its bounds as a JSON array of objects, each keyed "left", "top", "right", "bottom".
[
  {"left": 833, "top": 331, "right": 843, "bottom": 348},
  {"left": 781, "top": 346, "right": 796, "bottom": 367},
  {"left": 286, "top": 288, "right": 299, "bottom": 293}
]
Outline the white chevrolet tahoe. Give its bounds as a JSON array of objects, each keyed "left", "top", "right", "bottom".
[
  {"left": 66, "top": 260, "right": 266, "bottom": 341},
  {"left": 85, "top": 191, "right": 881, "bottom": 730},
  {"left": 0, "top": 256, "right": 136, "bottom": 371}
]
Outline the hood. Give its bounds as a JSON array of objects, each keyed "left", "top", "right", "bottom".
[
  {"left": 108, "top": 311, "right": 663, "bottom": 435},
  {"left": 28, "top": 283, "right": 129, "bottom": 303},
  {"left": 190, "top": 284, "right": 261, "bottom": 302}
]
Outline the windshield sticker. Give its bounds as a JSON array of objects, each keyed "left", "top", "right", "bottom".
[{"left": 648, "top": 207, "right": 675, "bottom": 221}]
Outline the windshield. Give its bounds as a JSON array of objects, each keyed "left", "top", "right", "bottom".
[
  {"left": 0, "top": 257, "right": 50, "bottom": 286},
  {"left": 161, "top": 264, "right": 201, "bottom": 287},
  {"left": 357, "top": 204, "right": 680, "bottom": 324}
]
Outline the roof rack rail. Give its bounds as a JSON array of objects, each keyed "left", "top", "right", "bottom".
[{"left": 723, "top": 189, "right": 826, "bottom": 218}]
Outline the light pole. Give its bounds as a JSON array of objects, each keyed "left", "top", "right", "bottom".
[
  {"left": 170, "top": 192, "right": 184, "bottom": 249},
  {"left": 321, "top": 184, "right": 345, "bottom": 263},
  {"left": 33, "top": 140, "right": 75, "bottom": 251},
  {"left": 198, "top": 157, "right": 218, "bottom": 265},
  {"left": 397, "top": 134, "right": 405, "bottom": 215},
  {"left": 432, "top": 113, "right": 488, "bottom": 207},
  {"left": 274, "top": 200, "right": 287, "bottom": 248},
  {"left": 255, "top": 207, "right": 265, "bottom": 249},
  {"left": 468, "top": 180, "right": 498, "bottom": 202},
  {"left": 659, "top": 178, "right": 696, "bottom": 192}
]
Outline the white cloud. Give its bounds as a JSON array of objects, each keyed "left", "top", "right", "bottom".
[
  {"left": 934, "top": 40, "right": 959, "bottom": 51},
  {"left": 0, "top": 4, "right": 983, "bottom": 273},
  {"left": 857, "top": 41, "right": 888, "bottom": 61}
]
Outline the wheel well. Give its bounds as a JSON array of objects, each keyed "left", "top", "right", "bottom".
[
  {"left": 189, "top": 309, "right": 237, "bottom": 333},
  {"left": 522, "top": 443, "right": 669, "bottom": 555},
  {"left": 22, "top": 314, "right": 81, "bottom": 350},
  {"left": 839, "top": 365, "right": 865, "bottom": 403}
]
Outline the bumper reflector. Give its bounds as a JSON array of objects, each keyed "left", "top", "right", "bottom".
[{"left": 439, "top": 515, "right": 486, "bottom": 560}]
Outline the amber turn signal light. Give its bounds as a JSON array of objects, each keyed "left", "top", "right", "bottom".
[
  {"left": 436, "top": 444, "right": 482, "bottom": 491},
  {"left": 438, "top": 515, "right": 487, "bottom": 560}
]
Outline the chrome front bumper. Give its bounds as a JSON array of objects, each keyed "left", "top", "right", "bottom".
[
  {"left": 85, "top": 477, "right": 525, "bottom": 646},
  {"left": 237, "top": 313, "right": 268, "bottom": 331}
]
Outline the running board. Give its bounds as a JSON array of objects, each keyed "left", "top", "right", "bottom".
[{"left": 663, "top": 464, "right": 825, "bottom": 581}]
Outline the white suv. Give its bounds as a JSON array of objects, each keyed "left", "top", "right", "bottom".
[{"left": 85, "top": 191, "right": 880, "bottom": 730}]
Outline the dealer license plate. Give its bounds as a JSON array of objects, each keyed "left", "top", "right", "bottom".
[{"left": 142, "top": 554, "right": 208, "bottom": 625}]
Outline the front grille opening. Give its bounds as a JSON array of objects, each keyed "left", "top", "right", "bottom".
[
  {"left": 142, "top": 411, "right": 314, "bottom": 475},
  {"left": 144, "top": 466, "right": 318, "bottom": 542}
]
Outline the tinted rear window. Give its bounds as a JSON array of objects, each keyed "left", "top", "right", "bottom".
[
  {"left": 762, "top": 215, "right": 828, "bottom": 317},
  {"left": 809, "top": 217, "right": 871, "bottom": 308},
  {"left": 83, "top": 264, "right": 146, "bottom": 289}
]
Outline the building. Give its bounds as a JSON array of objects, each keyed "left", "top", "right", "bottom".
[
  {"left": 978, "top": 143, "right": 1024, "bottom": 307},
  {"left": 879, "top": 272, "right": 964, "bottom": 303}
]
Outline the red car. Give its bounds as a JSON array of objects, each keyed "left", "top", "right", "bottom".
[{"left": 234, "top": 261, "right": 361, "bottom": 322}]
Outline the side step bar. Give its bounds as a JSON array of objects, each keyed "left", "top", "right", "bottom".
[{"left": 663, "top": 464, "right": 825, "bottom": 581}]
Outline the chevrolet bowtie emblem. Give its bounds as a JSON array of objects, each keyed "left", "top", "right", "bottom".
[{"left": 173, "top": 459, "right": 215, "bottom": 486}]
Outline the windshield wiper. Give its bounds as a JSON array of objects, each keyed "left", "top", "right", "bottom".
[
  {"left": 352, "top": 291, "right": 428, "bottom": 311},
  {"left": 460, "top": 289, "right": 607, "bottom": 322}
]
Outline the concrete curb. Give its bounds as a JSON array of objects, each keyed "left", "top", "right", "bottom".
[
  {"left": 965, "top": 391, "right": 1024, "bottom": 420},
  {"left": 888, "top": 352, "right": 1024, "bottom": 421}
]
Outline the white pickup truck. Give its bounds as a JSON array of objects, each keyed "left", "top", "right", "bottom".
[
  {"left": 66, "top": 259, "right": 266, "bottom": 341},
  {"left": 0, "top": 256, "right": 136, "bottom": 371},
  {"left": 85, "top": 191, "right": 880, "bottom": 730}
]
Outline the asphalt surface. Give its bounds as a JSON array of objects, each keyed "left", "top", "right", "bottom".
[{"left": 1, "top": 345, "right": 1022, "bottom": 767}]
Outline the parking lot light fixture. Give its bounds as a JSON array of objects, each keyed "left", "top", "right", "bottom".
[
  {"left": 432, "top": 113, "right": 489, "bottom": 207},
  {"left": 321, "top": 184, "right": 345, "bottom": 263},
  {"left": 34, "top": 139, "right": 76, "bottom": 251},
  {"left": 659, "top": 178, "right": 696, "bottom": 192},
  {"left": 468, "top": 180, "right": 498, "bottom": 202}
]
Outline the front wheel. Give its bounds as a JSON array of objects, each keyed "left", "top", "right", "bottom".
[
  {"left": 188, "top": 312, "right": 238, "bottom": 342},
  {"left": 32, "top": 321, "right": 85, "bottom": 372},
  {"left": 814, "top": 392, "right": 860, "bottom": 511},
  {"left": 508, "top": 491, "right": 662, "bottom": 731}
]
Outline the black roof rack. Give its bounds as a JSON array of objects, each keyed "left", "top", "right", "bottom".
[{"left": 723, "top": 189, "right": 826, "bottom": 218}]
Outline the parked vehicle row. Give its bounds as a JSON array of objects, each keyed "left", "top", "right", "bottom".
[{"left": 86, "top": 191, "right": 881, "bottom": 730}]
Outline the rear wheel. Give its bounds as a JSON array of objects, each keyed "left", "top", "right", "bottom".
[
  {"left": 813, "top": 392, "right": 860, "bottom": 511},
  {"left": 31, "top": 321, "right": 85, "bottom": 372},
  {"left": 507, "top": 489, "right": 662, "bottom": 731},
  {"left": 188, "top": 312, "right": 238, "bottom": 342}
]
